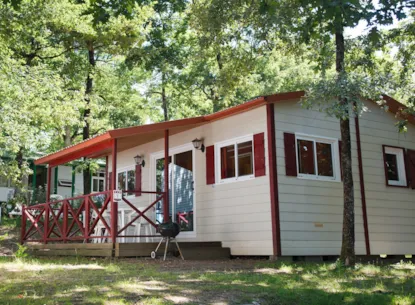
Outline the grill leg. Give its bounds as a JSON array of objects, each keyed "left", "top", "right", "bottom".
[
  {"left": 163, "top": 238, "right": 170, "bottom": 261},
  {"left": 154, "top": 237, "right": 165, "bottom": 253},
  {"left": 173, "top": 238, "right": 184, "bottom": 260}
]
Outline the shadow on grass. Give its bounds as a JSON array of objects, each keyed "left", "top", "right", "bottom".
[{"left": 0, "top": 257, "right": 414, "bottom": 305}]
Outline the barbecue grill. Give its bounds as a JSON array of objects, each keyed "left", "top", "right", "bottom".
[{"left": 151, "top": 222, "right": 184, "bottom": 260}]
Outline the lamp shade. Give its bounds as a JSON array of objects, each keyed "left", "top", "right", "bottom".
[
  {"left": 192, "top": 138, "right": 202, "bottom": 150},
  {"left": 134, "top": 155, "right": 143, "bottom": 165}
]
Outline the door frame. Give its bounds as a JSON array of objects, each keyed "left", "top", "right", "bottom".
[{"left": 150, "top": 143, "right": 196, "bottom": 238}]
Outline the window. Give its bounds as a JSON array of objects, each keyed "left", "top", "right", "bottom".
[
  {"left": 92, "top": 169, "right": 106, "bottom": 193},
  {"left": 383, "top": 146, "right": 407, "bottom": 187},
  {"left": 117, "top": 168, "right": 135, "bottom": 195},
  {"left": 58, "top": 179, "right": 72, "bottom": 188},
  {"left": 216, "top": 135, "right": 254, "bottom": 183},
  {"left": 0, "top": 176, "right": 10, "bottom": 187},
  {"left": 295, "top": 134, "right": 339, "bottom": 181}
]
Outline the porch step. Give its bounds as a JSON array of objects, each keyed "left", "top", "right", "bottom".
[
  {"left": 177, "top": 247, "right": 231, "bottom": 260},
  {"left": 116, "top": 242, "right": 231, "bottom": 260}
]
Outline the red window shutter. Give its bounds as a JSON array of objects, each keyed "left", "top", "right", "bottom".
[
  {"left": 339, "top": 140, "right": 343, "bottom": 181},
  {"left": 108, "top": 172, "right": 112, "bottom": 190},
  {"left": 135, "top": 165, "right": 142, "bottom": 196},
  {"left": 206, "top": 145, "right": 215, "bottom": 185},
  {"left": 407, "top": 149, "right": 415, "bottom": 189},
  {"left": 254, "top": 132, "right": 266, "bottom": 177},
  {"left": 284, "top": 132, "right": 297, "bottom": 176}
]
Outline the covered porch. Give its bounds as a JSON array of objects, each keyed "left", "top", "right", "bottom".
[{"left": 21, "top": 119, "right": 230, "bottom": 258}]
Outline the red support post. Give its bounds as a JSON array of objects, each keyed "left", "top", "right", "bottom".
[
  {"left": 46, "top": 166, "right": 52, "bottom": 202},
  {"left": 84, "top": 197, "right": 90, "bottom": 242},
  {"left": 63, "top": 201, "right": 68, "bottom": 243},
  {"left": 20, "top": 205, "right": 26, "bottom": 244},
  {"left": 111, "top": 139, "right": 118, "bottom": 244},
  {"left": 111, "top": 139, "right": 117, "bottom": 190},
  {"left": 105, "top": 155, "right": 109, "bottom": 191},
  {"left": 43, "top": 205, "right": 49, "bottom": 244},
  {"left": 111, "top": 192, "right": 118, "bottom": 244},
  {"left": 163, "top": 129, "right": 170, "bottom": 222}
]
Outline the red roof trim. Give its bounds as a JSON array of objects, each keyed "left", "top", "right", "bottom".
[
  {"left": 34, "top": 91, "right": 413, "bottom": 166},
  {"left": 381, "top": 95, "right": 415, "bottom": 126},
  {"left": 35, "top": 133, "right": 112, "bottom": 165},
  {"left": 108, "top": 116, "right": 207, "bottom": 138}
]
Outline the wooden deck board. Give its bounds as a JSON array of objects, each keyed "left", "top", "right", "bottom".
[{"left": 26, "top": 242, "right": 231, "bottom": 260}]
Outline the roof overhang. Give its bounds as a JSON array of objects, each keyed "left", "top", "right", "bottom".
[{"left": 35, "top": 90, "right": 413, "bottom": 167}]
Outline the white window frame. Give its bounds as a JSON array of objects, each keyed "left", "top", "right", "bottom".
[
  {"left": 295, "top": 133, "right": 341, "bottom": 182},
  {"left": 91, "top": 169, "right": 106, "bottom": 193},
  {"left": 384, "top": 146, "right": 407, "bottom": 187},
  {"left": 215, "top": 134, "right": 255, "bottom": 184},
  {"left": 116, "top": 166, "right": 136, "bottom": 197}
]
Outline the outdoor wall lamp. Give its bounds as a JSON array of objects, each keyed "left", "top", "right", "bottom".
[
  {"left": 192, "top": 138, "right": 205, "bottom": 152},
  {"left": 134, "top": 154, "right": 145, "bottom": 167}
]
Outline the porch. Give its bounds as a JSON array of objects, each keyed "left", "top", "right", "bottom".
[
  {"left": 21, "top": 189, "right": 230, "bottom": 259},
  {"left": 22, "top": 124, "right": 231, "bottom": 259}
]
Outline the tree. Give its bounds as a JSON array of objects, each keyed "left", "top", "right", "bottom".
[
  {"left": 50, "top": 0, "right": 152, "bottom": 193},
  {"left": 0, "top": 0, "right": 84, "bottom": 200}
]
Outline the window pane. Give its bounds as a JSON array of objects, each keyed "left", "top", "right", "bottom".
[
  {"left": 297, "top": 140, "right": 315, "bottom": 175},
  {"left": 221, "top": 145, "right": 236, "bottom": 179},
  {"left": 238, "top": 141, "right": 253, "bottom": 176},
  {"left": 385, "top": 153, "right": 399, "bottom": 181},
  {"left": 156, "top": 157, "right": 172, "bottom": 223},
  {"left": 99, "top": 179, "right": 104, "bottom": 192},
  {"left": 118, "top": 172, "right": 126, "bottom": 191},
  {"left": 127, "top": 170, "right": 135, "bottom": 195},
  {"left": 316, "top": 142, "right": 334, "bottom": 177},
  {"left": 93, "top": 179, "right": 98, "bottom": 192}
]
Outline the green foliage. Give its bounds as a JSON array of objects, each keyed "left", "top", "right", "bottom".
[{"left": 14, "top": 243, "right": 28, "bottom": 259}]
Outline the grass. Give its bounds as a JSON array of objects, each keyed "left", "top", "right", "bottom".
[
  {"left": 0, "top": 256, "right": 414, "bottom": 305},
  {"left": 0, "top": 217, "right": 20, "bottom": 230}
]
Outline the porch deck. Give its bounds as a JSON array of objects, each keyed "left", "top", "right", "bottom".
[{"left": 26, "top": 242, "right": 231, "bottom": 260}]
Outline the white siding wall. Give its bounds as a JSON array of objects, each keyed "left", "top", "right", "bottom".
[
  {"left": 56, "top": 166, "right": 73, "bottom": 198},
  {"left": 108, "top": 106, "right": 273, "bottom": 255},
  {"left": 359, "top": 100, "right": 415, "bottom": 255},
  {"left": 52, "top": 165, "right": 83, "bottom": 198},
  {"left": 274, "top": 100, "right": 366, "bottom": 256}
]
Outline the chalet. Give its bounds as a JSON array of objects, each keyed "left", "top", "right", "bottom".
[{"left": 22, "top": 91, "right": 415, "bottom": 259}]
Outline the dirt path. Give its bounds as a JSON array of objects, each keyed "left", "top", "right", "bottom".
[{"left": 0, "top": 220, "right": 18, "bottom": 256}]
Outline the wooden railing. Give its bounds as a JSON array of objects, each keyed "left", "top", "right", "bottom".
[{"left": 21, "top": 190, "right": 165, "bottom": 244}]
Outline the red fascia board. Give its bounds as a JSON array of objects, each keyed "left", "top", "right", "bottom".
[
  {"left": 35, "top": 133, "right": 112, "bottom": 165},
  {"left": 109, "top": 116, "right": 207, "bottom": 138},
  {"left": 264, "top": 91, "right": 305, "bottom": 103},
  {"left": 205, "top": 97, "right": 266, "bottom": 121},
  {"left": 381, "top": 95, "right": 415, "bottom": 126},
  {"left": 48, "top": 140, "right": 114, "bottom": 167}
]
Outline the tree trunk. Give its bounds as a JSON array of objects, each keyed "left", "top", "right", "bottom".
[
  {"left": 336, "top": 31, "right": 355, "bottom": 266},
  {"left": 211, "top": 52, "right": 222, "bottom": 112},
  {"left": 14, "top": 148, "right": 25, "bottom": 199},
  {"left": 83, "top": 42, "right": 95, "bottom": 195},
  {"left": 162, "top": 72, "right": 168, "bottom": 121},
  {"left": 63, "top": 126, "right": 72, "bottom": 147}
]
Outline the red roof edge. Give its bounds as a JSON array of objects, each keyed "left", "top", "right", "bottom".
[
  {"left": 381, "top": 94, "right": 415, "bottom": 126},
  {"left": 264, "top": 91, "right": 305, "bottom": 103},
  {"left": 34, "top": 91, "right": 413, "bottom": 166}
]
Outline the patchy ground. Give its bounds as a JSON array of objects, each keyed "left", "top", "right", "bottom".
[
  {"left": 1, "top": 221, "right": 415, "bottom": 305},
  {"left": 1, "top": 256, "right": 415, "bottom": 305},
  {"left": 0, "top": 218, "right": 19, "bottom": 256}
]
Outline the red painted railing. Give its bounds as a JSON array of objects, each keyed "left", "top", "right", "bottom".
[{"left": 21, "top": 190, "right": 165, "bottom": 244}]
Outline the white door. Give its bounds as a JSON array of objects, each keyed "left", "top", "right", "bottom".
[{"left": 152, "top": 144, "right": 195, "bottom": 234}]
